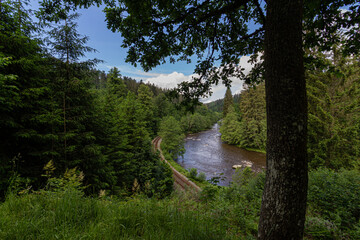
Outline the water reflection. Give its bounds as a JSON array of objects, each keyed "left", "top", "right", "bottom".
[{"left": 178, "top": 123, "right": 266, "bottom": 186}]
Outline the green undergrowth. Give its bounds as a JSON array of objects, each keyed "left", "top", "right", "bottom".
[
  {"left": 304, "top": 168, "right": 360, "bottom": 239},
  {"left": 0, "top": 167, "right": 264, "bottom": 240},
  {"left": 1, "top": 167, "right": 359, "bottom": 239}
]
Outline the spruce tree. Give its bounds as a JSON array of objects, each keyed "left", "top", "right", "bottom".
[
  {"left": 44, "top": 11, "right": 110, "bottom": 192},
  {"left": 0, "top": 0, "right": 54, "bottom": 195},
  {"left": 222, "top": 87, "right": 233, "bottom": 117},
  {"left": 239, "top": 84, "right": 266, "bottom": 150},
  {"left": 307, "top": 48, "right": 360, "bottom": 169},
  {"left": 107, "top": 67, "right": 127, "bottom": 98},
  {"left": 159, "top": 116, "right": 185, "bottom": 160},
  {"left": 137, "top": 84, "right": 155, "bottom": 136}
]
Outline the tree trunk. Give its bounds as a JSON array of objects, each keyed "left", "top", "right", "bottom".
[{"left": 258, "top": 0, "right": 308, "bottom": 239}]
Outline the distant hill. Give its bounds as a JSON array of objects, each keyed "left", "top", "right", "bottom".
[
  {"left": 206, "top": 93, "right": 241, "bottom": 113},
  {"left": 92, "top": 70, "right": 167, "bottom": 96}
]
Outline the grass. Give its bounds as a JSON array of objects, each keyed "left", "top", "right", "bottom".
[
  {"left": 0, "top": 190, "right": 229, "bottom": 240},
  {"left": 2, "top": 161, "right": 358, "bottom": 240}
]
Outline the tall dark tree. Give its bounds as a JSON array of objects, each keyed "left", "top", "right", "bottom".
[
  {"left": 307, "top": 48, "right": 360, "bottom": 170},
  {"left": 222, "top": 87, "right": 233, "bottom": 117},
  {"left": 239, "top": 84, "right": 266, "bottom": 150},
  {"left": 106, "top": 67, "right": 127, "bottom": 98},
  {"left": 0, "top": 0, "right": 53, "bottom": 195},
  {"left": 43, "top": 10, "right": 110, "bottom": 192},
  {"left": 258, "top": 0, "right": 307, "bottom": 238},
  {"left": 137, "top": 84, "right": 155, "bottom": 136}
]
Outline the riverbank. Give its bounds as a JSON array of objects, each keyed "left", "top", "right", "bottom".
[
  {"left": 241, "top": 147, "right": 266, "bottom": 154},
  {"left": 161, "top": 149, "right": 212, "bottom": 189}
]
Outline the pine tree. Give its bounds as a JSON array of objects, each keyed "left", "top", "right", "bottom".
[
  {"left": 107, "top": 67, "right": 127, "bottom": 98},
  {"left": 44, "top": 11, "right": 110, "bottom": 192},
  {"left": 115, "top": 92, "right": 157, "bottom": 191},
  {"left": 0, "top": 0, "right": 54, "bottom": 195},
  {"left": 137, "top": 84, "right": 155, "bottom": 136},
  {"left": 223, "top": 87, "right": 233, "bottom": 117},
  {"left": 307, "top": 49, "right": 360, "bottom": 169},
  {"left": 238, "top": 84, "right": 266, "bottom": 150}
]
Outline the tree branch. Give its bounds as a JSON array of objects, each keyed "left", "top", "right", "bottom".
[
  {"left": 152, "top": 0, "right": 251, "bottom": 28},
  {"left": 254, "top": 0, "right": 266, "bottom": 25}
]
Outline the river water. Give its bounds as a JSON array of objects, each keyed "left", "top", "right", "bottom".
[{"left": 177, "top": 123, "right": 266, "bottom": 186}]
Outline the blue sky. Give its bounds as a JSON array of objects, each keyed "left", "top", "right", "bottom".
[{"left": 29, "top": 1, "right": 254, "bottom": 102}]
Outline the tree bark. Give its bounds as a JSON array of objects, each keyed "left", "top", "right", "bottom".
[{"left": 258, "top": 0, "right": 308, "bottom": 239}]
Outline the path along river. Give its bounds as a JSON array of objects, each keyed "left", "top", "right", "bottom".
[{"left": 177, "top": 123, "right": 266, "bottom": 186}]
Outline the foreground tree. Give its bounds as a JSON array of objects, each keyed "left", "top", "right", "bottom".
[{"left": 258, "top": 1, "right": 307, "bottom": 238}]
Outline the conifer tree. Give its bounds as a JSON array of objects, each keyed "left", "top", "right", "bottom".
[
  {"left": 238, "top": 84, "right": 266, "bottom": 150},
  {"left": 307, "top": 49, "right": 360, "bottom": 169},
  {"left": 223, "top": 87, "right": 233, "bottom": 117},
  {"left": 113, "top": 92, "right": 158, "bottom": 191},
  {"left": 137, "top": 84, "right": 155, "bottom": 136},
  {"left": 107, "top": 67, "right": 127, "bottom": 98},
  {"left": 44, "top": 11, "right": 110, "bottom": 192},
  {"left": 0, "top": 0, "right": 54, "bottom": 195}
]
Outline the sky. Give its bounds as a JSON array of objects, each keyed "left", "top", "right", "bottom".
[{"left": 29, "top": 1, "right": 256, "bottom": 102}]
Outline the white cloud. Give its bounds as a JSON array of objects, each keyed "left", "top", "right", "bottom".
[
  {"left": 239, "top": 55, "right": 253, "bottom": 75},
  {"left": 144, "top": 55, "right": 259, "bottom": 102},
  {"left": 103, "top": 55, "right": 258, "bottom": 103},
  {"left": 144, "top": 71, "right": 196, "bottom": 89},
  {"left": 202, "top": 77, "right": 244, "bottom": 103}
]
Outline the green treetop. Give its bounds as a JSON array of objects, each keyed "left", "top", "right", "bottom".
[{"left": 223, "top": 87, "right": 233, "bottom": 117}]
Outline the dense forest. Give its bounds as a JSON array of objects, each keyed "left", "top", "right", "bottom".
[
  {"left": 206, "top": 91, "right": 241, "bottom": 113},
  {"left": 0, "top": 1, "right": 219, "bottom": 199},
  {"left": 219, "top": 47, "right": 360, "bottom": 170},
  {"left": 1, "top": 0, "right": 360, "bottom": 239}
]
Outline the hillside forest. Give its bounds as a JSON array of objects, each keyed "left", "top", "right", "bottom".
[{"left": 0, "top": 1, "right": 220, "bottom": 199}]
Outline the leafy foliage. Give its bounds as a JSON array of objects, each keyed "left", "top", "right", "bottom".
[
  {"left": 159, "top": 116, "right": 185, "bottom": 160},
  {"left": 306, "top": 168, "right": 360, "bottom": 239}
]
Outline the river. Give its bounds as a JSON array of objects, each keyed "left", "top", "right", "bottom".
[{"left": 177, "top": 123, "right": 266, "bottom": 186}]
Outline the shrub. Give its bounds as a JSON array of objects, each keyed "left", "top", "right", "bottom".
[
  {"left": 307, "top": 168, "right": 360, "bottom": 238},
  {"left": 304, "top": 216, "right": 338, "bottom": 239},
  {"left": 189, "top": 168, "right": 198, "bottom": 180},
  {"left": 197, "top": 172, "right": 207, "bottom": 182}
]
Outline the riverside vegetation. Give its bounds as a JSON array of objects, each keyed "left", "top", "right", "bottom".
[{"left": 1, "top": 1, "right": 360, "bottom": 239}]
